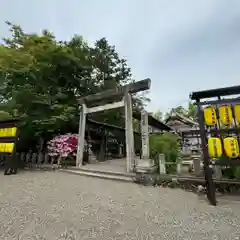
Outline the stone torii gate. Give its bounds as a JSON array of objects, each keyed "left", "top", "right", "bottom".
[{"left": 76, "top": 79, "right": 151, "bottom": 173}]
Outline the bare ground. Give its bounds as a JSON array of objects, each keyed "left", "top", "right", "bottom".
[{"left": 0, "top": 170, "right": 240, "bottom": 240}]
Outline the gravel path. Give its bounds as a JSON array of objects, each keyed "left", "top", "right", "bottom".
[{"left": 0, "top": 170, "right": 240, "bottom": 240}]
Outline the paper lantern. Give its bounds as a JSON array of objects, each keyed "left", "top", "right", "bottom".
[
  {"left": 234, "top": 105, "right": 240, "bottom": 123},
  {"left": 223, "top": 137, "right": 239, "bottom": 158},
  {"left": 204, "top": 107, "right": 217, "bottom": 126},
  {"left": 219, "top": 105, "right": 233, "bottom": 125},
  {"left": 208, "top": 137, "right": 222, "bottom": 158},
  {"left": 0, "top": 127, "right": 17, "bottom": 138},
  {"left": 0, "top": 143, "right": 15, "bottom": 153}
]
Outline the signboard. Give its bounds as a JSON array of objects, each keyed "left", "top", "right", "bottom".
[{"left": 0, "top": 120, "right": 20, "bottom": 175}]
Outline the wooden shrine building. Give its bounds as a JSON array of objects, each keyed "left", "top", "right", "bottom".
[
  {"left": 84, "top": 113, "right": 172, "bottom": 164},
  {"left": 165, "top": 111, "right": 201, "bottom": 154}
]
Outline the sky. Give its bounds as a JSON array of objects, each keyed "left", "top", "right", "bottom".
[{"left": 1, "top": 0, "right": 240, "bottom": 113}]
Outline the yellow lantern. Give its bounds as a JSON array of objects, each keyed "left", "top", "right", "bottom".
[
  {"left": 10, "top": 127, "right": 17, "bottom": 137},
  {"left": 219, "top": 105, "right": 233, "bottom": 125},
  {"left": 223, "top": 137, "right": 239, "bottom": 158},
  {"left": 0, "top": 127, "right": 17, "bottom": 138},
  {"left": 234, "top": 105, "right": 240, "bottom": 123},
  {"left": 204, "top": 107, "right": 217, "bottom": 126},
  {"left": 0, "top": 143, "right": 15, "bottom": 153},
  {"left": 6, "top": 143, "right": 14, "bottom": 153},
  {"left": 208, "top": 137, "right": 222, "bottom": 158}
]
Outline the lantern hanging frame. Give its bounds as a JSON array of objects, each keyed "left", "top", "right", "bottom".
[{"left": 190, "top": 85, "right": 240, "bottom": 206}]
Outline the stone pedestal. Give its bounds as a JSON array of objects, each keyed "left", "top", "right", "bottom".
[
  {"left": 135, "top": 158, "right": 157, "bottom": 173},
  {"left": 119, "top": 144, "right": 123, "bottom": 158},
  {"left": 192, "top": 155, "right": 201, "bottom": 174}
]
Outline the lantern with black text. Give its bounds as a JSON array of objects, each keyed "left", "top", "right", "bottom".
[
  {"left": 234, "top": 105, "right": 240, "bottom": 123},
  {"left": 219, "top": 105, "right": 233, "bottom": 126},
  {"left": 223, "top": 137, "right": 239, "bottom": 158},
  {"left": 204, "top": 107, "right": 217, "bottom": 126},
  {"left": 208, "top": 137, "right": 222, "bottom": 158}
]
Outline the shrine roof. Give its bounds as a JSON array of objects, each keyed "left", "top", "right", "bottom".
[
  {"left": 132, "top": 112, "right": 172, "bottom": 131},
  {"left": 165, "top": 111, "right": 198, "bottom": 127},
  {"left": 87, "top": 112, "right": 172, "bottom": 133}
]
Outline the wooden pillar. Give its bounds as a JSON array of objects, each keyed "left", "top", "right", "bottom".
[
  {"left": 141, "top": 110, "right": 149, "bottom": 160},
  {"left": 105, "top": 131, "right": 108, "bottom": 160},
  {"left": 76, "top": 104, "right": 87, "bottom": 167},
  {"left": 99, "top": 136, "right": 105, "bottom": 162},
  {"left": 124, "top": 92, "right": 134, "bottom": 172}
]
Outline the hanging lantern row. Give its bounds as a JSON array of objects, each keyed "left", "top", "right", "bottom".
[
  {"left": 203, "top": 104, "right": 240, "bottom": 126},
  {"left": 208, "top": 136, "right": 240, "bottom": 158}
]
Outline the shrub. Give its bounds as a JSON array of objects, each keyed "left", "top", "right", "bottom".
[
  {"left": 47, "top": 133, "right": 79, "bottom": 157},
  {"left": 149, "top": 132, "right": 180, "bottom": 173}
]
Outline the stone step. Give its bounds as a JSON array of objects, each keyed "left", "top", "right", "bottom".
[
  {"left": 59, "top": 169, "right": 134, "bottom": 182},
  {"left": 66, "top": 166, "right": 136, "bottom": 178}
]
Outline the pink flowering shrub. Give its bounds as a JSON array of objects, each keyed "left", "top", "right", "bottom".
[{"left": 47, "top": 133, "right": 80, "bottom": 157}]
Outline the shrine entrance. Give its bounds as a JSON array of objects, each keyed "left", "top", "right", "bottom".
[{"left": 76, "top": 79, "right": 151, "bottom": 173}]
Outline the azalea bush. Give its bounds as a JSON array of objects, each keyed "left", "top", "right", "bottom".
[{"left": 47, "top": 133, "right": 79, "bottom": 157}]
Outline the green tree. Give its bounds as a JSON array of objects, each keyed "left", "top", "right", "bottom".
[
  {"left": 1, "top": 23, "right": 87, "bottom": 137},
  {"left": 0, "top": 22, "right": 148, "bottom": 149},
  {"left": 87, "top": 37, "right": 149, "bottom": 125},
  {"left": 187, "top": 102, "right": 197, "bottom": 120},
  {"left": 149, "top": 132, "right": 180, "bottom": 173},
  {"left": 152, "top": 110, "right": 163, "bottom": 121},
  {"left": 164, "top": 102, "right": 197, "bottom": 121},
  {"left": 0, "top": 111, "right": 11, "bottom": 120}
]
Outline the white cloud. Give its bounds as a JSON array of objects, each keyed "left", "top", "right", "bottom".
[{"left": 1, "top": 0, "right": 240, "bottom": 113}]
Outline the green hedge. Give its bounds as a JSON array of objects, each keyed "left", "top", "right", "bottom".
[{"left": 149, "top": 132, "right": 180, "bottom": 174}]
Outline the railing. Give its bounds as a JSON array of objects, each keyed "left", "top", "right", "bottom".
[
  {"left": 158, "top": 153, "right": 224, "bottom": 179},
  {"left": 158, "top": 154, "right": 182, "bottom": 175},
  {"left": 158, "top": 154, "right": 204, "bottom": 175},
  {"left": 18, "top": 152, "right": 53, "bottom": 168}
]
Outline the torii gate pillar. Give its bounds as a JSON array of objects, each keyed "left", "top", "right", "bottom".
[{"left": 76, "top": 79, "right": 151, "bottom": 173}]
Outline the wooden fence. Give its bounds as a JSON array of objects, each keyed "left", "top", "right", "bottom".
[
  {"left": 158, "top": 154, "right": 203, "bottom": 175},
  {"left": 158, "top": 154, "right": 223, "bottom": 179}
]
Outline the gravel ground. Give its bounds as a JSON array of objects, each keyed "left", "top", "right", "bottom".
[{"left": 0, "top": 170, "right": 240, "bottom": 240}]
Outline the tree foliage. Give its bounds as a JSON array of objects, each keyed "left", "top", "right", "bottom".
[
  {"left": 0, "top": 22, "right": 148, "bottom": 147},
  {"left": 165, "top": 102, "right": 197, "bottom": 120},
  {"left": 152, "top": 110, "right": 163, "bottom": 121},
  {"left": 152, "top": 102, "right": 198, "bottom": 122},
  {"left": 149, "top": 132, "right": 180, "bottom": 173}
]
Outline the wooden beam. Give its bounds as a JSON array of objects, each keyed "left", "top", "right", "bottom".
[
  {"left": 87, "top": 100, "right": 125, "bottom": 114},
  {"left": 126, "top": 78, "right": 151, "bottom": 93},
  {"left": 78, "top": 78, "right": 151, "bottom": 104},
  {"left": 78, "top": 88, "right": 121, "bottom": 104}
]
